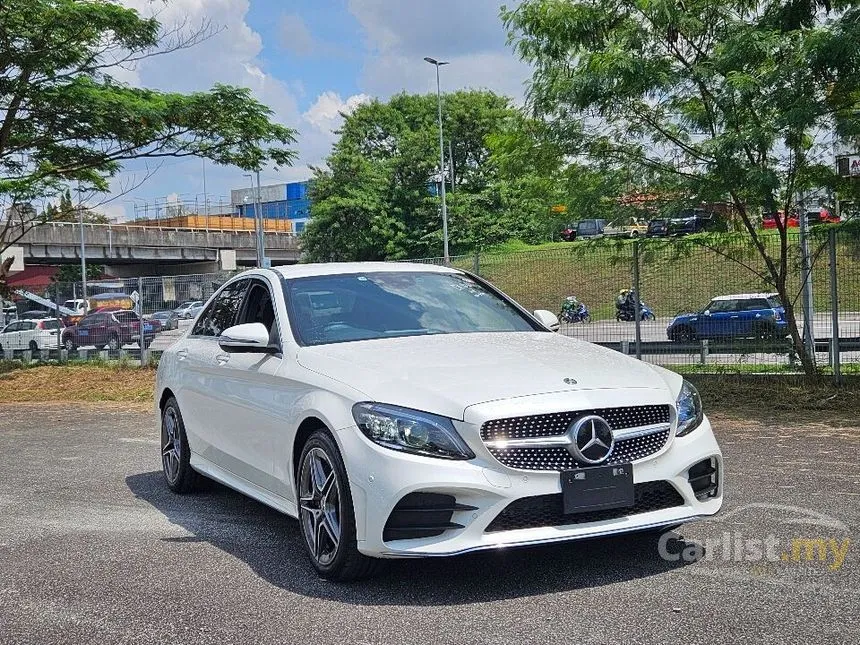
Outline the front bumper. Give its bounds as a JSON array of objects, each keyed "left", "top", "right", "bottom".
[{"left": 339, "top": 416, "right": 723, "bottom": 558}]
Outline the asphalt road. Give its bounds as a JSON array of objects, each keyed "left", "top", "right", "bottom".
[{"left": 1, "top": 405, "right": 857, "bottom": 644}]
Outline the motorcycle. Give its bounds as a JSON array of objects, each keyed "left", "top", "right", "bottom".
[
  {"left": 560, "top": 296, "right": 590, "bottom": 323},
  {"left": 615, "top": 291, "right": 656, "bottom": 321}
]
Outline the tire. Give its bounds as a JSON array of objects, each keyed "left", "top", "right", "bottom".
[
  {"left": 160, "top": 397, "right": 200, "bottom": 494},
  {"left": 107, "top": 334, "right": 120, "bottom": 351},
  {"left": 29, "top": 340, "right": 39, "bottom": 354},
  {"left": 673, "top": 326, "right": 695, "bottom": 342},
  {"left": 64, "top": 336, "right": 76, "bottom": 351},
  {"left": 0, "top": 343, "right": 4, "bottom": 359},
  {"left": 753, "top": 322, "right": 776, "bottom": 340},
  {"left": 94, "top": 345, "right": 105, "bottom": 351},
  {"left": 297, "top": 430, "right": 382, "bottom": 581}
]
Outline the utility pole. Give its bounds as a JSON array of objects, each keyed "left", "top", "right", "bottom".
[
  {"left": 798, "top": 198, "right": 815, "bottom": 363},
  {"left": 255, "top": 170, "right": 265, "bottom": 268},
  {"left": 77, "top": 184, "right": 87, "bottom": 303},
  {"left": 425, "top": 56, "right": 450, "bottom": 263}
]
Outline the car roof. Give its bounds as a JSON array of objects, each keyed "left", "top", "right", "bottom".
[
  {"left": 273, "top": 262, "right": 460, "bottom": 280},
  {"left": 712, "top": 293, "right": 779, "bottom": 301}
]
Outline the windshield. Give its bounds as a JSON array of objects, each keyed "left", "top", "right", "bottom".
[{"left": 284, "top": 271, "right": 539, "bottom": 346}]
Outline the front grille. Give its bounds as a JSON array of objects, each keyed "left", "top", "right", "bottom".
[
  {"left": 480, "top": 405, "right": 670, "bottom": 441},
  {"left": 480, "top": 405, "right": 672, "bottom": 472},
  {"left": 485, "top": 481, "right": 684, "bottom": 533},
  {"left": 488, "top": 429, "right": 670, "bottom": 471}
]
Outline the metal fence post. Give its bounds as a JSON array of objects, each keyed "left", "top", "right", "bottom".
[
  {"left": 473, "top": 248, "right": 480, "bottom": 276},
  {"left": 632, "top": 239, "right": 642, "bottom": 361},
  {"left": 829, "top": 228, "right": 841, "bottom": 385}
]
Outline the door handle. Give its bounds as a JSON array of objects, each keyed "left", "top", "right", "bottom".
[
  {"left": 730, "top": 316, "right": 739, "bottom": 319},
  {"left": 216, "top": 353, "right": 230, "bottom": 365},
  {"left": 177, "top": 349, "right": 188, "bottom": 361}
]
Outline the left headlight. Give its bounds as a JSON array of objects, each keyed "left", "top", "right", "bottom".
[
  {"left": 675, "top": 379, "right": 704, "bottom": 437},
  {"left": 352, "top": 403, "right": 475, "bottom": 460}
]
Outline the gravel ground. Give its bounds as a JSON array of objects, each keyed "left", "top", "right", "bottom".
[{"left": 0, "top": 405, "right": 858, "bottom": 645}]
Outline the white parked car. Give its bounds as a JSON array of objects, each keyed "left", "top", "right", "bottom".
[
  {"left": 0, "top": 318, "right": 62, "bottom": 356},
  {"left": 156, "top": 264, "right": 723, "bottom": 580},
  {"left": 173, "top": 300, "right": 203, "bottom": 320}
]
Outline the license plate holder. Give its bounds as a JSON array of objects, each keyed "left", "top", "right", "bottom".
[{"left": 562, "top": 463, "right": 634, "bottom": 514}]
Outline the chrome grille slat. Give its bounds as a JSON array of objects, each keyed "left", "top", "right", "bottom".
[{"left": 480, "top": 405, "right": 672, "bottom": 472}]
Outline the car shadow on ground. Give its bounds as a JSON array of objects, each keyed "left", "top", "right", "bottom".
[{"left": 126, "top": 471, "right": 703, "bottom": 605}]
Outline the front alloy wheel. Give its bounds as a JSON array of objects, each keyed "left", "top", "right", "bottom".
[
  {"left": 297, "top": 431, "right": 381, "bottom": 581},
  {"left": 299, "top": 447, "right": 342, "bottom": 568}
]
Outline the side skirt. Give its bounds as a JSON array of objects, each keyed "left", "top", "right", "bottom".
[{"left": 189, "top": 453, "right": 298, "bottom": 519}]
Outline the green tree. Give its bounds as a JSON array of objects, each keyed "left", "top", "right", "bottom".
[
  {"left": 0, "top": 0, "right": 297, "bottom": 290},
  {"left": 504, "top": 0, "right": 860, "bottom": 374},
  {"left": 303, "top": 91, "right": 528, "bottom": 261}
]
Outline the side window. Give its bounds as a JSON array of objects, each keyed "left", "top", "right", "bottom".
[
  {"left": 745, "top": 299, "right": 770, "bottom": 311},
  {"left": 192, "top": 279, "right": 249, "bottom": 337},
  {"left": 4, "top": 322, "right": 20, "bottom": 332},
  {"left": 22, "top": 321, "right": 36, "bottom": 331}
]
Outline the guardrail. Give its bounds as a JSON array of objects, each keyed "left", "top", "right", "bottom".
[{"left": 596, "top": 337, "right": 860, "bottom": 357}]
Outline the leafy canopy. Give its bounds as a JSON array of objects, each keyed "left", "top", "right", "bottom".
[
  {"left": 304, "top": 91, "right": 527, "bottom": 261},
  {"left": 0, "top": 0, "right": 298, "bottom": 207}
]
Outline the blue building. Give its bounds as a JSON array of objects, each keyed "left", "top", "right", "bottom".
[{"left": 231, "top": 181, "right": 312, "bottom": 232}]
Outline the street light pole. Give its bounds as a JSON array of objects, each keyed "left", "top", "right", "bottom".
[
  {"left": 255, "top": 169, "right": 266, "bottom": 268},
  {"left": 425, "top": 56, "right": 450, "bottom": 264}
]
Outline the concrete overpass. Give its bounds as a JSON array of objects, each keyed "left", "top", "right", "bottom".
[{"left": 11, "top": 221, "right": 301, "bottom": 275}]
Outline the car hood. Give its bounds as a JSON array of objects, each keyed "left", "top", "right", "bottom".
[{"left": 296, "top": 332, "right": 669, "bottom": 420}]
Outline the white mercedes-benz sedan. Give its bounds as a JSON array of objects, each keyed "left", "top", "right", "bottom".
[{"left": 155, "top": 263, "right": 722, "bottom": 580}]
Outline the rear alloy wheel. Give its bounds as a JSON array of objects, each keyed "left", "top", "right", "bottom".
[
  {"left": 161, "top": 397, "right": 199, "bottom": 493},
  {"left": 298, "top": 431, "right": 381, "bottom": 581},
  {"left": 0, "top": 343, "right": 4, "bottom": 359},
  {"left": 64, "top": 337, "right": 76, "bottom": 351},
  {"left": 108, "top": 334, "right": 120, "bottom": 351},
  {"left": 29, "top": 340, "right": 39, "bottom": 355}
]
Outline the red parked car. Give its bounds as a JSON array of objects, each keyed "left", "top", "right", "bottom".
[
  {"left": 763, "top": 208, "right": 838, "bottom": 229},
  {"left": 62, "top": 309, "right": 160, "bottom": 351},
  {"left": 762, "top": 211, "right": 799, "bottom": 229},
  {"left": 560, "top": 223, "right": 577, "bottom": 241}
]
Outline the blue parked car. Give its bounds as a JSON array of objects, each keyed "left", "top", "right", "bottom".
[{"left": 667, "top": 293, "right": 788, "bottom": 342}]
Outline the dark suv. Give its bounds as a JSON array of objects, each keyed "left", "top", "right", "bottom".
[
  {"left": 62, "top": 309, "right": 160, "bottom": 351},
  {"left": 668, "top": 209, "right": 719, "bottom": 236}
]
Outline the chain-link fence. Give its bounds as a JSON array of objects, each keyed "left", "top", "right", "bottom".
[
  {"left": 1, "top": 228, "right": 857, "bottom": 380},
  {"left": 415, "top": 230, "right": 860, "bottom": 379}
]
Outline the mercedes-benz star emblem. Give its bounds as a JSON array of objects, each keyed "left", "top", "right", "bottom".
[{"left": 568, "top": 415, "right": 615, "bottom": 464}]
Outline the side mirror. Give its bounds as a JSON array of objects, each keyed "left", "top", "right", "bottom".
[
  {"left": 702, "top": 310, "right": 711, "bottom": 316},
  {"left": 534, "top": 309, "right": 560, "bottom": 332},
  {"left": 219, "top": 323, "right": 278, "bottom": 354}
]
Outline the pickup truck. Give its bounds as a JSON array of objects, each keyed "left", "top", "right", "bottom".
[{"left": 603, "top": 217, "right": 649, "bottom": 238}]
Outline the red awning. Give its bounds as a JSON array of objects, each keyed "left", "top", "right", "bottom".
[{"left": 6, "top": 266, "right": 58, "bottom": 291}]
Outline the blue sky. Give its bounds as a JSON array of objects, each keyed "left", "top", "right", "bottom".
[{"left": 103, "top": 0, "right": 529, "bottom": 220}]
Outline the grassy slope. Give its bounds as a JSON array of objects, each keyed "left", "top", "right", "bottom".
[
  {"left": 457, "top": 235, "right": 860, "bottom": 321},
  {"left": 0, "top": 363, "right": 156, "bottom": 403}
]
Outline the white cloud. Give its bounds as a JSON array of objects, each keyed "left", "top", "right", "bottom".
[
  {"left": 348, "top": 0, "right": 530, "bottom": 100},
  {"left": 278, "top": 13, "right": 316, "bottom": 56},
  {"left": 303, "top": 92, "right": 371, "bottom": 132}
]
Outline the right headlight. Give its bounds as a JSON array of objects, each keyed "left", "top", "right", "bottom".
[
  {"left": 675, "top": 379, "right": 704, "bottom": 437},
  {"left": 352, "top": 402, "right": 475, "bottom": 460}
]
